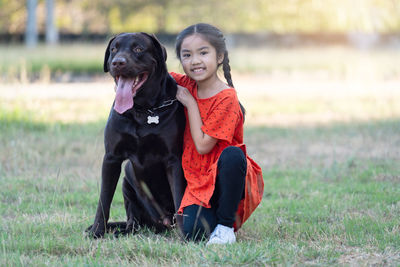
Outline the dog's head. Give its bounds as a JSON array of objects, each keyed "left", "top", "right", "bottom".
[{"left": 104, "top": 33, "right": 168, "bottom": 114}]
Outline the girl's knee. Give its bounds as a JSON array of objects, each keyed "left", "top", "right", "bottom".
[{"left": 219, "top": 146, "right": 246, "bottom": 167}]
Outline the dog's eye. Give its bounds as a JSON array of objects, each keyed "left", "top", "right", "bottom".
[
  {"left": 133, "top": 47, "right": 143, "bottom": 53},
  {"left": 111, "top": 47, "right": 118, "bottom": 53}
]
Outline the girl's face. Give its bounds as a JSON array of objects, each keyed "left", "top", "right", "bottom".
[{"left": 179, "top": 34, "right": 224, "bottom": 84}]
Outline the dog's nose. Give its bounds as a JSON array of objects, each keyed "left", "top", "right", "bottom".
[{"left": 112, "top": 57, "right": 127, "bottom": 67}]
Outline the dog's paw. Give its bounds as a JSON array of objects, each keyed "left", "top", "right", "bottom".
[
  {"left": 113, "top": 228, "right": 129, "bottom": 238},
  {"left": 112, "top": 221, "right": 140, "bottom": 238},
  {"left": 85, "top": 224, "right": 105, "bottom": 239},
  {"left": 113, "top": 226, "right": 139, "bottom": 238}
]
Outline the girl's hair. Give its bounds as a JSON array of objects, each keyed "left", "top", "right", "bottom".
[
  {"left": 176, "top": 23, "right": 246, "bottom": 119},
  {"left": 175, "top": 23, "right": 234, "bottom": 88}
]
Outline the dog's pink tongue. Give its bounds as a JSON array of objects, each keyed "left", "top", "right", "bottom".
[{"left": 114, "top": 77, "right": 135, "bottom": 114}]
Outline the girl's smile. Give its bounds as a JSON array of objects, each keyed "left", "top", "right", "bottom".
[
  {"left": 180, "top": 34, "right": 223, "bottom": 85},
  {"left": 192, "top": 67, "right": 205, "bottom": 73}
]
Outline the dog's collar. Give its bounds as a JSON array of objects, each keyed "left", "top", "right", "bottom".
[
  {"left": 133, "top": 99, "right": 178, "bottom": 114},
  {"left": 146, "top": 99, "right": 178, "bottom": 115},
  {"left": 133, "top": 99, "right": 178, "bottom": 125}
]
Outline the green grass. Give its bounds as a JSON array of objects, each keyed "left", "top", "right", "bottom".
[
  {"left": 1, "top": 42, "right": 400, "bottom": 264},
  {"left": 1, "top": 44, "right": 400, "bottom": 82},
  {"left": 0, "top": 44, "right": 104, "bottom": 82},
  {"left": 1, "top": 97, "right": 399, "bottom": 265}
]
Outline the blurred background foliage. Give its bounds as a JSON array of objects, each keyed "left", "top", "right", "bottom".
[
  {"left": 1, "top": 0, "right": 399, "bottom": 35},
  {"left": 1, "top": 0, "right": 399, "bottom": 83}
]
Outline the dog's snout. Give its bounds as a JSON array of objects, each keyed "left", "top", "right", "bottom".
[{"left": 112, "top": 57, "right": 127, "bottom": 67}]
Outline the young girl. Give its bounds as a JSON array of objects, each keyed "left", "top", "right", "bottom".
[{"left": 171, "top": 23, "right": 264, "bottom": 245}]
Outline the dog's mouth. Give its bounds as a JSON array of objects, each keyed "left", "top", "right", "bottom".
[{"left": 114, "top": 73, "right": 149, "bottom": 114}]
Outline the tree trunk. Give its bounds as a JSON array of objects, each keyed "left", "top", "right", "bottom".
[
  {"left": 26, "top": 0, "right": 38, "bottom": 47},
  {"left": 46, "top": 0, "right": 58, "bottom": 45}
]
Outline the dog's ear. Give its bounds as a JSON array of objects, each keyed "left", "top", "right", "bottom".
[
  {"left": 143, "top": 33, "right": 167, "bottom": 62},
  {"left": 104, "top": 35, "right": 117, "bottom": 73},
  {"left": 154, "top": 35, "right": 168, "bottom": 62}
]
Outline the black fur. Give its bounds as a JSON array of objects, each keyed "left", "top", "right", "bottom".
[{"left": 86, "top": 33, "right": 186, "bottom": 238}]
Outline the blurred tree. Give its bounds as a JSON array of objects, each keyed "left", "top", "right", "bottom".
[
  {"left": 0, "top": 0, "right": 399, "bottom": 36},
  {"left": 45, "top": 0, "right": 58, "bottom": 44},
  {"left": 26, "top": 0, "right": 38, "bottom": 47},
  {"left": 94, "top": 0, "right": 172, "bottom": 33},
  {"left": 0, "top": 0, "right": 25, "bottom": 34}
]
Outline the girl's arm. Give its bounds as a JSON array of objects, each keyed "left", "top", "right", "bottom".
[{"left": 176, "top": 85, "right": 217, "bottom": 155}]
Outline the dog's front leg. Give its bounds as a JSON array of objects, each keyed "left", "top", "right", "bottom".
[
  {"left": 88, "top": 154, "right": 122, "bottom": 238},
  {"left": 166, "top": 157, "right": 186, "bottom": 234}
]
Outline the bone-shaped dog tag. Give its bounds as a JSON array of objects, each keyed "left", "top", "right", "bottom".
[{"left": 147, "top": 115, "right": 159, "bottom": 124}]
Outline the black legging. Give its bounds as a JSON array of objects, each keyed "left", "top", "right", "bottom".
[{"left": 182, "top": 146, "right": 247, "bottom": 241}]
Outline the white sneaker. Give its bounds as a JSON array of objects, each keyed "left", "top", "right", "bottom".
[{"left": 206, "top": 224, "right": 236, "bottom": 245}]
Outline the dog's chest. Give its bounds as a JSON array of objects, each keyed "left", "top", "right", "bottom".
[{"left": 105, "top": 109, "right": 176, "bottom": 160}]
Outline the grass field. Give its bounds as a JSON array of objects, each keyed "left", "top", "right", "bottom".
[
  {"left": 1, "top": 45, "right": 400, "bottom": 266},
  {"left": 1, "top": 43, "right": 400, "bottom": 82}
]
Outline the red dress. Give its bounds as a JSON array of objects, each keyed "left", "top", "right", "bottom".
[{"left": 171, "top": 72, "right": 264, "bottom": 230}]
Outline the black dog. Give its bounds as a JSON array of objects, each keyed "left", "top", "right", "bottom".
[{"left": 86, "top": 33, "right": 186, "bottom": 238}]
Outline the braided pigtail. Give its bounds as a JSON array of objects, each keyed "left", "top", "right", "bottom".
[
  {"left": 222, "top": 51, "right": 234, "bottom": 88},
  {"left": 222, "top": 51, "right": 246, "bottom": 119}
]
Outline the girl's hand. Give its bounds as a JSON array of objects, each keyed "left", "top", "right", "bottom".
[{"left": 176, "top": 85, "right": 195, "bottom": 107}]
